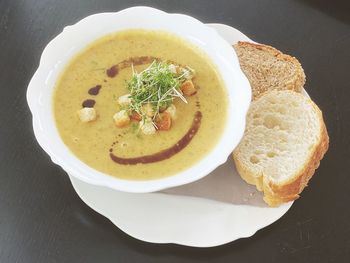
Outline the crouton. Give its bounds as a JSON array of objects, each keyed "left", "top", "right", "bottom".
[
  {"left": 181, "top": 67, "right": 195, "bottom": 80},
  {"left": 156, "top": 112, "right": 172, "bottom": 131},
  {"left": 140, "top": 118, "right": 156, "bottom": 135},
  {"left": 130, "top": 111, "right": 142, "bottom": 121},
  {"left": 180, "top": 80, "right": 196, "bottom": 96},
  {"left": 117, "top": 94, "right": 131, "bottom": 107},
  {"left": 77, "top": 107, "right": 97, "bottom": 122},
  {"left": 113, "top": 110, "right": 130, "bottom": 127},
  {"left": 168, "top": 64, "right": 178, "bottom": 74},
  {"left": 165, "top": 104, "right": 176, "bottom": 119}
]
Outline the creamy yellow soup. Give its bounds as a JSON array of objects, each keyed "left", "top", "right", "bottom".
[{"left": 54, "top": 30, "right": 228, "bottom": 180}]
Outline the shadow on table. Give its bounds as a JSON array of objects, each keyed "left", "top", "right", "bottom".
[{"left": 295, "top": 0, "right": 350, "bottom": 24}]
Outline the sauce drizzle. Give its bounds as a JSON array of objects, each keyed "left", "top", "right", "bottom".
[
  {"left": 88, "top": 85, "right": 102, "bottom": 95},
  {"left": 106, "top": 56, "right": 159, "bottom": 78},
  {"left": 82, "top": 99, "right": 96, "bottom": 108},
  {"left": 110, "top": 111, "right": 202, "bottom": 165}
]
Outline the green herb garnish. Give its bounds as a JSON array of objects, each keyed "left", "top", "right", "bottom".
[{"left": 125, "top": 61, "right": 192, "bottom": 124}]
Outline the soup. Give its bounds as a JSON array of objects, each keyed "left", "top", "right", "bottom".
[{"left": 54, "top": 30, "right": 228, "bottom": 180}]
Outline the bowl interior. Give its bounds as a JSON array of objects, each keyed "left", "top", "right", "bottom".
[{"left": 27, "top": 6, "right": 251, "bottom": 192}]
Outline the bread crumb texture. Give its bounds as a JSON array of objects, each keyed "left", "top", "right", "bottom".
[
  {"left": 233, "top": 41, "right": 306, "bottom": 100},
  {"left": 233, "top": 90, "right": 329, "bottom": 206}
]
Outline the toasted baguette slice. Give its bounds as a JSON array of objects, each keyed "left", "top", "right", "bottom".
[
  {"left": 233, "top": 90, "right": 329, "bottom": 206},
  {"left": 233, "top": 41, "right": 306, "bottom": 100}
]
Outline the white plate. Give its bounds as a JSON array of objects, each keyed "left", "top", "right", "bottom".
[{"left": 69, "top": 23, "right": 295, "bottom": 247}]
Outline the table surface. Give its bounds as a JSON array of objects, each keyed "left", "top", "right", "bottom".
[{"left": 1, "top": 0, "right": 349, "bottom": 262}]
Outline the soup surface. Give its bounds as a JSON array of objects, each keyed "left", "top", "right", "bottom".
[{"left": 54, "top": 30, "right": 228, "bottom": 180}]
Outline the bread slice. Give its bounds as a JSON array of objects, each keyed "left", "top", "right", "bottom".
[
  {"left": 233, "top": 41, "right": 306, "bottom": 100},
  {"left": 233, "top": 90, "right": 329, "bottom": 206}
]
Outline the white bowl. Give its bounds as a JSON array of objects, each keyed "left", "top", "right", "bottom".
[{"left": 26, "top": 6, "right": 251, "bottom": 193}]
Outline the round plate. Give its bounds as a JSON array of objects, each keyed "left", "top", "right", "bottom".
[{"left": 69, "top": 23, "right": 294, "bottom": 247}]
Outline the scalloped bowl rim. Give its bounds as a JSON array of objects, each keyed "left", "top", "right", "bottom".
[{"left": 26, "top": 6, "right": 251, "bottom": 193}]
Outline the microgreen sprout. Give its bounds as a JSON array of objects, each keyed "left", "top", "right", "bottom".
[{"left": 125, "top": 60, "right": 193, "bottom": 125}]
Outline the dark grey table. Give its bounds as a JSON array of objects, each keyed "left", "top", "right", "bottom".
[{"left": 1, "top": 0, "right": 349, "bottom": 262}]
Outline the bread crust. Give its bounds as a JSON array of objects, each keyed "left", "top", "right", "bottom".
[
  {"left": 233, "top": 97, "right": 329, "bottom": 207},
  {"left": 234, "top": 41, "right": 306, "bottom": 100},
  {"left": 263, "top": 101, "right": 329, "bottom": 206}
]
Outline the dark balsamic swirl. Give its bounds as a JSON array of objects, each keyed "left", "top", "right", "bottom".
[
  {"left": 106, "top": 56, "right": 159, "bottom": 78},
  {"left": 109, "top": 111, "right": 202, "bottom": 165}
]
